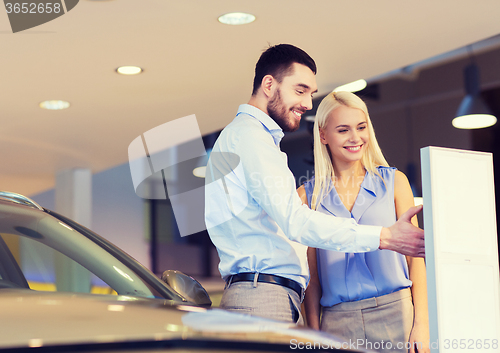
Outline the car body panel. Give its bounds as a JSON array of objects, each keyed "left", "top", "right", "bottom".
[{"left": 0, "top": 289, "right": 356, "bottom": 352}]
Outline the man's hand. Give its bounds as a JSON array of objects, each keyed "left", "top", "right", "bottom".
[{"left": 380, "top": 205, "right": 425, "bottom": 257}]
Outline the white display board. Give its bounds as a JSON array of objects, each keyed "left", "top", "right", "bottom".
[{"left": 421, "top": 146, "right": 500, "bottom": 352}]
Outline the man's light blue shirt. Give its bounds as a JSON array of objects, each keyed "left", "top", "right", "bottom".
[{"left": 205, "top": 104, "right": 381, "bottom": 289}]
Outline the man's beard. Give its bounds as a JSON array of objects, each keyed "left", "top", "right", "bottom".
[{"left": 267, "top": 89, "right": 300, "bottom": 132}]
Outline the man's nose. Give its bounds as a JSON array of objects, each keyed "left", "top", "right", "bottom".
[{"left": 302, "top": 95, "right": 313, "bottom": 111}]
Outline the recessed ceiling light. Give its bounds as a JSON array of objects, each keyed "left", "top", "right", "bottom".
[
  {"left": 116, "top": 66, "right": 143, "bottom": 75},
  {"left": 452, "top": 114, "right": 497, "bottom": 129},
  {"left": 333, "top": 79, "right": 367, "bottom": 93},
  {"left": 39, "top": 100, "right": 70, "bottom": 110},
  {"left": 218, "top": 12, "right": 255, "bottom": 25}
]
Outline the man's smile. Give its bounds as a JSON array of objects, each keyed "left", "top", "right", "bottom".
[{"left": 292, "top": 109, "right": 305, "bottom": 120}]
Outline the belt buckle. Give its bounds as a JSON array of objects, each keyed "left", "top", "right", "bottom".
[{"left": 224, "top": 275, "right": 234, "bottom": 289}]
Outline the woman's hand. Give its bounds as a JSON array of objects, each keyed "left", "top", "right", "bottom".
[{"left": 408, "top": 322, "right": 430, "bottom": 353}]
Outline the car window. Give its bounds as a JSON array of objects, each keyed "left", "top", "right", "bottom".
[
  {"left": 0, "top": 201, "right": 165, "bottom": 299},
  {"left": 1, "top": 232, "right": 117, "bottom": 295}
]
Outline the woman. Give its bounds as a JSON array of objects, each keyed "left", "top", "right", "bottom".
[{"left": 297, "top": 91, "right": 429, "bottom": 353}]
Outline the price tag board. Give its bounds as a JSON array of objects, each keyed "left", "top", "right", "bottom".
[{"left": 421, "top": 146, "right": 500, "bottom": 352}]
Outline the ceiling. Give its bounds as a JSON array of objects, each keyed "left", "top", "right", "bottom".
[{"left": 1, "top": 0, "right": 500, "bottom": 196}]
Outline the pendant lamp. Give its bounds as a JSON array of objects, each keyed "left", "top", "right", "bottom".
[{"left": 453, "top": 62, "right": 496, "bottom": 129}]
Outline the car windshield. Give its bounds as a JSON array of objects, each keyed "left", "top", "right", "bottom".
[{"left": 0, "top": 200, "right": 180, "bottom": 301}]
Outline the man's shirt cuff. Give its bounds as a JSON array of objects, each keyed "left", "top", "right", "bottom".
[{"left": 355, "top": 225, "right": 382, "bottom": 252}]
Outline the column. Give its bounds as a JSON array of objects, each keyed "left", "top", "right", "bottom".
[{"left": 54, "top": 168, "right": 92, "bottom": 293}]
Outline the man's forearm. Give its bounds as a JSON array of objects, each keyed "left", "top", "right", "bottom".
[{"left": 379, "top": 227, "right": 391, "bottom": 250}]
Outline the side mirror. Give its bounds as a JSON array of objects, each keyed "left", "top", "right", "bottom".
[{"left": 161, "top": 270, "right": 212, "bottom": 307}]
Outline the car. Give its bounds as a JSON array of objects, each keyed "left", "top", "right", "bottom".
[
  {"left": 0, "top": 191, "right": 359, "bottom": 352},
  {"left": 0, "top": 191, "right": 208, "bottom": 305},
  {"left": 1, "top": 288, "right": 360, "bottom": 352}
]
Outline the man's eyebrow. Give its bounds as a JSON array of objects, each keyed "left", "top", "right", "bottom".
[{"left": 296, "top": 83, "right": 318, "bottom": 94}]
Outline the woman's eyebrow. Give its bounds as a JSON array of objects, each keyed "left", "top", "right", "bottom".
[{"left": 335, "top": 121, "right": 367, "bottom": 128}]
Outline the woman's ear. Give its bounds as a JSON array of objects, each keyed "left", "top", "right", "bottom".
[{"left": 319, "top": 127, "right": 328, "bottom": 145}]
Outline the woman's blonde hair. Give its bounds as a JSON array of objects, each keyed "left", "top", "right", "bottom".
[{"left": 310, "top": 91, "right": 389, "bottom": 210}]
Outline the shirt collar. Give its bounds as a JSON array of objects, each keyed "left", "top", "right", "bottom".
[
  {"left": 236, "top": 104, "right": 285, "bottom": 145},
  {"left": 361, "top": 171, "right": 377, "bottom": 197},
  {"left": 318, "top": 171, "right": 378, "bottom": 221}
]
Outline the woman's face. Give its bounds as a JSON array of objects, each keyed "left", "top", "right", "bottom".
[{"left": 319, "top": 105, "right": 369, "bottom": 166}]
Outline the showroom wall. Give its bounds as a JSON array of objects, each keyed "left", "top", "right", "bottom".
[{"left": 31, "top": 39, "right": 500, "bottom": 278}]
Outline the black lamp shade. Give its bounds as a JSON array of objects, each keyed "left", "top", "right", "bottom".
[
  {"left": 455, "top": 63, "right": 494, "bottom": 118},
  {"left": 456, "top": 94, "right": 493, "bottom": 117}
]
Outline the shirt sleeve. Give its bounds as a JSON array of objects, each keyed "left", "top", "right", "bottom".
[{"left": 236, "top": 128, "right": 381, "bottom": 253}]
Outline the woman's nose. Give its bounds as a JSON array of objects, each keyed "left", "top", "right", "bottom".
[{"left": 349, "top": 130, "right": 360, "bottom": 142}]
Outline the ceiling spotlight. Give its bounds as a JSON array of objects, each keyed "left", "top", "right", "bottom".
[
  {"left": 453, "top": 62, "right": 496, "bottom": 129},
  {"left": 116, "top": 66, "right": 143, "bottom": 75},
  {"left": 39, "top": 100, "right": 70, "bottom": 110},
  {"left": 193, "top": 166, "right": 206, "bottom": 178},
  {"left": 333, "top": 79, "right": 367, "bottom": 93},
  {"left": 218, "top": 12, "right": 255, "bottom": 25}
]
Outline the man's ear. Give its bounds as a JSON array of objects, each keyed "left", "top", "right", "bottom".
[{"left": 261, "top": 75, "right": 275, "bottom": 98}]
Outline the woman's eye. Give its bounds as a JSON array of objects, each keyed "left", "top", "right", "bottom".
[
  {"left": 338, "top": 129, "right": 348, "bottom": 133},
  {"left": 358, "top": 126, "right": 366, "bottom": 130}
]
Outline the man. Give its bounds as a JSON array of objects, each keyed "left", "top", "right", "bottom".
[{"left": 205, "top": 44, "right": 424, "bottom": 324}]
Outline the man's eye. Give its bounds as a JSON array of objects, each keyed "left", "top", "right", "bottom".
[{"left": 296, "top": 90, "right": 304, "bottom": 95}]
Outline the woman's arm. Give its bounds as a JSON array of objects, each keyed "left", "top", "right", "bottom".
[
  {"left": 297, "top": 185, "right": 322, "bottom": 330},
  {"left": 394, "top": 171, "right": 429, "bottom": 353},
  {"left": 304, "top": 247, "right": 322, "bottom": 330}
]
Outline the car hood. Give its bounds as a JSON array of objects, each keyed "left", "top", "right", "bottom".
[{"left": 1, "top": 290, "right": 354, "bottom": 351}]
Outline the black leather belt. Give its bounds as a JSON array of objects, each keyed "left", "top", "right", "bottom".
[{"left": 226, "top": 272, "right": 304, "bottom": 301}]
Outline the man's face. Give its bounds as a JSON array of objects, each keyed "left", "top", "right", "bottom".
[{"left": 267, "top": 63, "right": 317, "bottom": 132}]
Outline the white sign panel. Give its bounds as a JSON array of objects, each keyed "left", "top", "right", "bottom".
[{"left": 421, "top": 146, "right": 500, "bottom": 352}]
